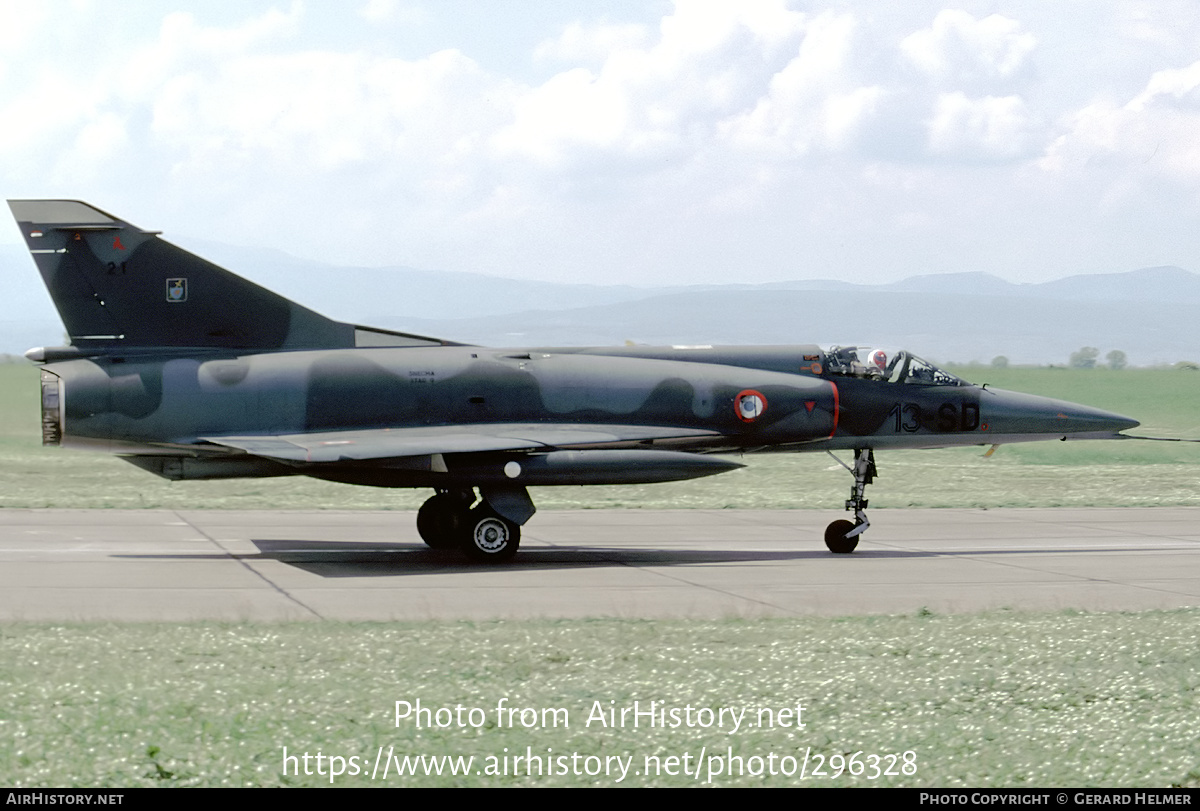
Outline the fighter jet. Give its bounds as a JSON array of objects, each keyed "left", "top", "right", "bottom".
[{"left": 8, "top": 200, "right": 1140, "bottom": 561}]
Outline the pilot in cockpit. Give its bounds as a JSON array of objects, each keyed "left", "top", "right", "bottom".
[{"left": 867, "top": 349, "right": 888, "bottom": 377}]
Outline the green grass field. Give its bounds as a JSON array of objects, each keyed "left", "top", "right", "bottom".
[
  {"left": 1, "top": 361, "right": 1197, "bottom": 510},
  {"left": 2, "top": 614, "right": 1198, "bottom": 788}
]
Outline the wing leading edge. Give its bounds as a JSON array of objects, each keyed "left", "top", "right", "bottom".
[{"left": 201, "top": 423, "right": 725, "bottom": 463}]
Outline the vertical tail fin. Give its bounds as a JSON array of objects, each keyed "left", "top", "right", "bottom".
[{"left": 8, "top": 199, "right": 355, "bottom": 351}]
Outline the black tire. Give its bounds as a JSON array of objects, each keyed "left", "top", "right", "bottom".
[
  {"left": 824, "top": 519, "right": 859, "bottom": 554},
  {"left": 461, "top": 507, "right": 520, "bottom": 562},
  {"left": 417, "top": 494, "right": 465, "bottom": 550}
]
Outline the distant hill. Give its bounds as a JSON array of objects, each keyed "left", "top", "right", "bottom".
[
  {"left": 2, "top": 239, "right": 1196, "bottom": 366},
  {"left": 380, "top": 286, "right": 1197, "bottom": 367}
]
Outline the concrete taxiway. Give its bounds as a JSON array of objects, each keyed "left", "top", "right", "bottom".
[{"left": 0, "top": 508, "right": 1197, "bottom": 621}]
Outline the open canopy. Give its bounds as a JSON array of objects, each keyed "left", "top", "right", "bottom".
[{"left": 825, "top": 346, "right": 966, "bottom": 386}]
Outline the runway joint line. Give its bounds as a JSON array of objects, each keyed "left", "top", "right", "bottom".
[{"left": 172, "top": 510, "right": 325, "bottom": 620}]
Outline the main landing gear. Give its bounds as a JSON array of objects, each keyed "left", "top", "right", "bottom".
[
  {"left": 824, "top": 448, "right": 876, "bottom": 554},
  {"left": 417, "top": 489, "right": 522, "bottom": 562}
]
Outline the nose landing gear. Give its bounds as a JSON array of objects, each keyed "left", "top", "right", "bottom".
[{"left": 825, "top": 448, "right": 875, "bottom": 554}]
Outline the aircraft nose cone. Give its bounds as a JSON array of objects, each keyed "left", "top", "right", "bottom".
[
  {"left": 986, "top": 389, "right": 1140, "bottom": 438},
  {"left": 1057, "top": 405, "right": 1140, "bottom": 435},
  {"left": 1109, "top": 413, "right": 1142, "bottom": 433}
]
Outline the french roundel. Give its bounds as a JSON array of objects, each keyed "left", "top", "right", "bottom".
[{"left": 734, "top": 389, "right": 767, "bottom": 422}]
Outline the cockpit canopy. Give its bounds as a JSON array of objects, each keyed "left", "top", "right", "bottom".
[{"left": 825, "top": 346, "right": 965, "bottom": 386}]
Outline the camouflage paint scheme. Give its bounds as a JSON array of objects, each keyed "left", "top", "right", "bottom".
[{"left": 9, "top": 200, "right": 1140, "bottom": 560}]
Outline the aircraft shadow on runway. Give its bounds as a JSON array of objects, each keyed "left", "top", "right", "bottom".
[
  {"left": 252, "top": 539, "right": 838, "bottom": 577},
  {"left": 106, "top": 538, "right": 1181, "bottom": 578},
  {"left": 114, "top": 538, "right": 909, "bottom": 577}
]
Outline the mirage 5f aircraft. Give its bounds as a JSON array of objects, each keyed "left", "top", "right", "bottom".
[{"left": 9, "top": 200, "right": 1140, "bottom": 561}]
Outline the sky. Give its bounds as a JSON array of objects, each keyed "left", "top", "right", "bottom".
[{"left": 3, "top": 0, "right": 1200, "bottom": 287}]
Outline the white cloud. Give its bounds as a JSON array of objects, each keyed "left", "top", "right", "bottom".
[
  {"left": 720, "top": 12, "right": 876, "bottom": 155},
  {"left": 358, "top": 0, "right": 427, "bottom": 26},
  {"left": 654, "top": 0, "right": 804, "bottom": 65},
  {"left": 533, "top": 21, "right": 648, "bottom": 64},
  {"left": 359, "top": 0, "right": 397, "bottom": 24},
  {"left": 0, "top": 72, "right": 83, "bottom": 157},
  {"left": 0, "top": 0, "right": 48, "bottom": 52},
  {"left": 493, "top": 67, "right": 635, "bottom": 166},
  {"left": 59, "top": 112, "right": 129, "bottom": 177},
  {"left": 498, "top": 1, "right": 831, "bottom": 168},
  {"left": 160, "top": 4, "right": 300, "bottom": 57},
  {"left": 1041, "top": 57, "right": 1200, "bottom": 189},
  {"left": 927, "top": 92, "right": 1035, "bottom": 160},
  {"left": 150, "top": 45, "right": 511, "bottom": 191},
  {"left": 1130, "top": 59, "right": 1200, "bottom": 111},
  {"left": 118, "top": 6, "right": 302, "bottom": 97},
  {"left": 901, "top": 10, "right": 1036, "bottom": 88},
  {"left": 0, "top": 4, "right": 309, "bottom": 178},
  {"left": 107, "top": 3, "right": 502, "bottom": 185}
]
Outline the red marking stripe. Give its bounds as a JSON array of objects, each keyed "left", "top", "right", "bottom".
[{"left": 829, "top": 382, "right": 839, "bottom": 437}]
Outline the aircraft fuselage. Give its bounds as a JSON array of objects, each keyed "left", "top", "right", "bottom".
[{"left": 39, "top": 343, "right": 1135, "bottom": 485}]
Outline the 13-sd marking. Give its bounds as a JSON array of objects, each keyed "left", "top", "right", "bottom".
[{"left": 888, "top": 401, "right": 980, "bottom": 433}]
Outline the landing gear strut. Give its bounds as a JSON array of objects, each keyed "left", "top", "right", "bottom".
[
  {"left": 416, "top": 488, "right": 522, "bottom": 563},
  {"left": 825, "top": 448, "right": 876, "bottom": 554}
]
